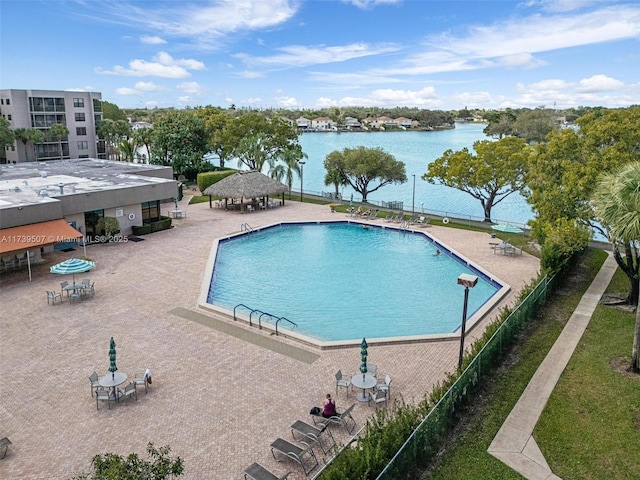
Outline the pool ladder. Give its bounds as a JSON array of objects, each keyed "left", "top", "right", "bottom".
[
  {"left": 241, "top": 223, "right": 254, "bottom": 232},
  {"left": 233, "top": 303, "right": 297, "bottom": 335}
]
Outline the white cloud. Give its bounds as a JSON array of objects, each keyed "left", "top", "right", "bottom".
[
  {"left": 177, "top": 81, "right": 206, "bottom": 95},
  {"left": 275, "top": 96, "right": 299, "bottom": 107},
  {"left": 235, "top": 42, "right": 400, "bottom": 69},
  {"left": 115, "top": 87, "right": 139, "bottom": 96},
  {"left": 453, "top": 91, "right": 501, "bottom": 107},
  {"left": 100, "top": 0, "right": 298, "bottom": 48},
  {"left": 140, "top": 35, "right": 166, "bottom": 45},
  {"left": 134, "top": 81, "right": 164, "bottom": 91},
  {"left": 576, "top": 74, "right": 625, "bottom": 92},
  {"left": 240, "top": 97, "right": 263, "bottom": 105},
  {"left": 344, "top": 0, "right": 402, "bottom": 10},
  {"left": 115, "top": 81, "right": 167, "bottom": 96},
  {"left": 315, "top": 86, "right": 442, "bottom": 108},
  {"left": 96, "top": 51, "right": 204, "bottom": 78}
]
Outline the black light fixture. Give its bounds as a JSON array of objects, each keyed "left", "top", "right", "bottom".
[{"left": 457, "top": 273, "right": 478, "bottom": 369}]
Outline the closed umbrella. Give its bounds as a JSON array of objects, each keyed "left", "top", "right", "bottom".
[
  {"left": 50, "top": 257, "right": 95, "bottom": 284},
  {"left": 359, "top": 338, "right": 368, "bottom": 380},
  {"left": 108, "top": 337, "right": 117, "bottom": 380}
]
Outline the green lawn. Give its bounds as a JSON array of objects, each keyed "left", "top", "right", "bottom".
[
  {"left": 535, "top": 267, "right": 639, "bottom": 479},
  {"left": 428, "top": 248, "right": 639, "bottom": 479}
]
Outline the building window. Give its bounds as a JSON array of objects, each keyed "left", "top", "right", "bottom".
[
  {"left": 77, "top": 141, "right": 89, "bottom": 150},
  {"left": 75, "top": 113, "right": 86, "bottom": 122},
  {"left": 76, "top": 127, "right": 87, "bottom": 135},
  {"left": 6, "top": 99, "right": 9, "bottom": 105},
  {"left": 73, "top": 98, "right": 85, "bottom": 108},
  {"left": 84, "top": 210, "right": 104, "bottom": 237},
  {"left": 141, "top": 200, "right": 160, "bottom": 224},
  {"left": 6, "top": 115, "right": 10, "bottom": 121}
]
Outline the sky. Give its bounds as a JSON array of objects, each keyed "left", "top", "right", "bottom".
[{"left": 1, "top": 0, "right": 639, "bottom": 111}]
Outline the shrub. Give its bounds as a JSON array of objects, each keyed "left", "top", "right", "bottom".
[{"left": 196, "top": 169, "right": 237, "bottom": 195}]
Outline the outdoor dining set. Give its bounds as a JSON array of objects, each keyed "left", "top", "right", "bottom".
[
  {"left": 243, "top": 339, "right": 391, "bottom": 480},
  {"left": 46, "top": 278, "right": 95, "bottom": 304},
  {"left": 89, "top": 338, "right": 153, "bottom": 410}
]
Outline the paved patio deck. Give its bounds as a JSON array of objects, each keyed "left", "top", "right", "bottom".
[{"left": 0, "top": 197, "right": 539, "bottom": 480}]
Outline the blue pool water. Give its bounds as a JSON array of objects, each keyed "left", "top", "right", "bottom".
[{"left": 207, "top": 222, "right": 501, "bottom": 342}]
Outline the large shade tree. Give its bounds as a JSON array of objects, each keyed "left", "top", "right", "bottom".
[
  {"left": 424, "top": 136, "right": 530, "bottom": 222},
  {"left": 324, "top": 146, "right": 406, "bottom": 202},
  {"left": 592, "top": 162, "right": 640, "bottom": 372},
  {"left": 526, "top": 106, "right": 640, "bottom": 245},
  {"left": 150, "top": 110, "right": 209, "bottom": 176}
]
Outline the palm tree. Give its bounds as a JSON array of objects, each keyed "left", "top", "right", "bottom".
[
  {"left": 268, "top": 147, "right": 306, "bottom": 197},
  {"left": 119, "top": 138, "right": 134, "bottom": 162},
  {"left": 49, "top": 123, "right": 69, "bottom": 160},
  {"left": 592, "top": 161, "right": 640, "bottom": 372},
  {"left": 14, "top": 127, "right": 45, "bottom": 162}
]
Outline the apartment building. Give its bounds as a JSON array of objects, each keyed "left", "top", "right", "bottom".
[{"left": 0, "top": 89, "right": 105, "bottom": 163}]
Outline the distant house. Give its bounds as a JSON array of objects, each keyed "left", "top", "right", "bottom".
[
  {"left": 130, "top": 121, "right": 152, "bottom": 130},
  {"left": 311, "top": 117, "right": 335, "bottom": 131},
  {"left": 395, "top": 117, "right": 413, "bottom": 129},
  {"left": 344, "top": 116, "right": 362, "bottom": 130},
  {"left": 296, "top": 117, "right": 311, "bottom": 130}
]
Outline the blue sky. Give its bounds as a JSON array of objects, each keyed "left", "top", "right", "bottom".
[{"left": 1, "top": 0, "right": 639, "bottom": 110}]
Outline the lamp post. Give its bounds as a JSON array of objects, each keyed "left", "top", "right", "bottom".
[
  {"left": 457, "top": 273, "right": 478, "bottom": 370},
  {"left": 298, "top": 160, "right": 305, "bottom": 202},
  {"left": 412, "top": 174, "right": 416, "bottom": 216}
]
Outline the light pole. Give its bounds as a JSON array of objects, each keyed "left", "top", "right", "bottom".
[
  {"left": 412, "top": 174, "right": 416, "bottom": 216},
  {"left": 298, "top": 160, "right": 305, "bottom": 202},
  {"left": 457, "top": 273, "right": 478, "bottom": 370}
]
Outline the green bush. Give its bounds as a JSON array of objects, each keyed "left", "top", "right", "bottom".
[
  {"left": 131, "top": 216, "right": 172, "bottom": 236},
  {"left": 96, "top": 216, "right": 120, "bottom": 236},
  {"left": 539, "top": 219, "right": 589, "bottom": 275},
  {"left": 196, "top": 169, "right": 237, "bottom": 195}
]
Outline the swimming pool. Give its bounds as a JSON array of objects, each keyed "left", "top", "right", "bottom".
[{"left": 201, "top": 222, "right": 507, "bottom": 346}]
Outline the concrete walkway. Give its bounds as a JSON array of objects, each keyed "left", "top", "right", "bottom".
[{"left": 488, "top": 252, "right": 618, "bottom": 480}]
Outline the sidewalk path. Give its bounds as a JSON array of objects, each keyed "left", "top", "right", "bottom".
[{"left": 488, "top": 252, "right": 618, "bottom": 480}]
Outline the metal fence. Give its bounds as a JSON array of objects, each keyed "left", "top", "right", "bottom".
[
  {"left": 301, "top": 188, "right": 530, "bottom": 230},
  {"left": 374, "top": 273, "right": 557, "bottom": 479}
]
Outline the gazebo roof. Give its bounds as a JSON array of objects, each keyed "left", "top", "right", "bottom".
[{"left": 203, "top": 170, "right": 288, "bottom": 199}]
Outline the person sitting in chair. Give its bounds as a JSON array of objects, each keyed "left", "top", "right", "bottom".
[{"left": 322, "top": 393, "right": 337, "bottom": 418}]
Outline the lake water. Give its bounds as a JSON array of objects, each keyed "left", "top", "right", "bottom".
[{"left": 297, "top": 123, "right": 534, "bottom": 225}]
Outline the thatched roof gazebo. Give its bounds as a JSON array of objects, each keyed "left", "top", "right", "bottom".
[{"left": 203, "top": 170, "right": 288, "bottom": 212}]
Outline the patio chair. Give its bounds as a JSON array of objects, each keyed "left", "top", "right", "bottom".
[
  {"left": 46, "top": 290, "right": 62, "bottom": 305},
  {"left": 369, "top": 390, "right": 388, "bottom": 409},
  {"left": 88, "top": 371, "right": 101, "bottom": 397},
  {"left": 376, "top": 374, "right": 392, "bottom": 398},
  {"left": 290, "top": 420, "right": 336, "bottom": 455},
  {"left": 60, "top": 281, "right": 69, "bottom": 297},
  {"left": 119, "top": 382, "right": 137, "bottom": 404},
  {"left": 311, "top": 403, "right": 357, "bottom": 434},
  {"left": 244, "top": 462, "right": 291, "bottom": 480},
  {"left": 367, "top": 363, "right": 378, "bottom": 377},
  {"left": 269, "top": 438, "right": 319, "bottom": 476},
  {"left": 82, "top": 281, "right": 95, "bottom": 298},
  {"left": 384, "top": 211, "right": 397, "bottom": 223},
  {"left": 0, "top": 437, "right": 12, "bottom": 460},
  {"left": 96, "top": 388, "right": 116, "bottom": 410},
  {"left": 415, "top": 216, "right": 431, "bottom": 227},
  {"left": 335, "top": 369, "right": 351, "bottom": 396},
  {"left": 133, "top": 369, "right": 152, "bottom": 393}
]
